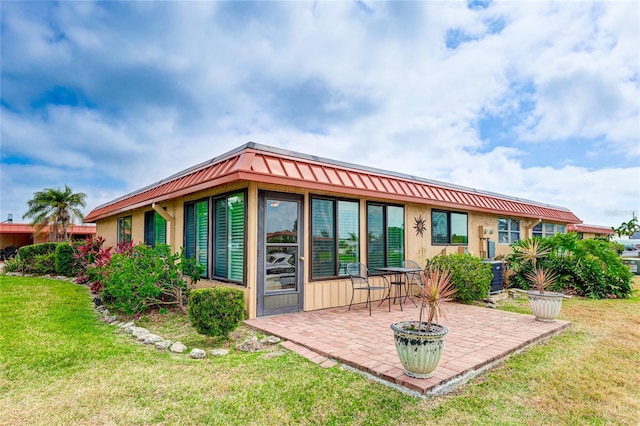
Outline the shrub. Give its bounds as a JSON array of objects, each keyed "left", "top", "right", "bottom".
[
  {"left": 425, "top": 254, "right": 493, "bottom": 303},
  {"left": 17, "top": 243, "right": 59, "bottom": 274},
  {"left": 101, "top": 244, "right": 202, "bottom": 314},
  {"left": 189, "top": 287, "right": 245, "bottom": 337},
  {"left": 506, "top": 233, "right": 633, "bottom": 299},
  {"left": 3, "top": 256, "right": 21, "bottom": 273},
  {"left": 55, "top": 243, "right": 77, "bottom": 276},
  {"left": 74, "top": 236, "right": 114, "bottom": 292}
]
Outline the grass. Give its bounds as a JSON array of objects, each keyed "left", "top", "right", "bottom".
[{"left": 1, "top": 275, "right": 639, "bottom": 425}]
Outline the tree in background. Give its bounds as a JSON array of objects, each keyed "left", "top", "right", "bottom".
[
  {"left": 23, "top": 185, "right": 87, "bottom": 242},
  {"left": 612, "top": 216, "right": 639, "bottom": 238}
]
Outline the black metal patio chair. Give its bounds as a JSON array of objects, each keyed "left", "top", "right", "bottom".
[
  {"left": 347, "top": 262, "right": 390, "bottom": 315},
  {"left": 402, "top": 260, "right": 424, "bottom": 303}
]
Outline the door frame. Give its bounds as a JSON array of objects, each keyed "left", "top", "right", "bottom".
[{"left": 257, "top": 191, "right": 305, "bottom": 316}]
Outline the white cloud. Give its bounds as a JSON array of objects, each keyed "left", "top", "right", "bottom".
[{"left": 1, "top": 1, "right": 638, "bottom": 228}]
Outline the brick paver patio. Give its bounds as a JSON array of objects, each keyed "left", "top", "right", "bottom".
[{"left": 246, "top": 299, "right": 570, "bottom": 396}]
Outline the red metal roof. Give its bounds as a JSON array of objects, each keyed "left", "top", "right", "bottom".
[
  {"left": 0, "top": 223, "right": 96, "bottom": 235},
  {"left": 567, "top": 224, "right": 614, "bottom": 235},
  {"left": 85, "top": 143, "right": 582, "bottom": 224}
]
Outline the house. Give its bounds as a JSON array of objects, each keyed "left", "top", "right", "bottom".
[
  {"left": 84, "top": 143, "right": 581, "bottom": 318},
  {"left": 566, "top": 224, "right": 615, "bottom": 239},
  {"left": 0, "top": 222, "right": 96, "bottom": 257}
]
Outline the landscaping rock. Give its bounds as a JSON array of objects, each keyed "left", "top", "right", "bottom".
[
  {"left": 104, "top": 315, "right": 118, "bottom": 324},
  {"left": 170, "top": 342, "right": 187, "bottom": 353},
  {"left": 131, "top": 327, "right": 151, "bottom": 340},
  {"left": 210, "top": 349, "right": 229, "bottom": 357},
  {"left": 142, "top": 334, "right": 163, "bottom": 345},
  {"left": 190, "top": 348, "right": 206, "bottom": 359},
  {"left": 155, "top": 340, "right": 172, "bottom": 350},
  {"left": 260, "top": 336, "right": 281, "bottom": 346},
  {"left": 119, "top": 321, "right": 135, "bottom": 329},
  {"left": 236, "top": 336, "right": 261, "bottom": 353}
]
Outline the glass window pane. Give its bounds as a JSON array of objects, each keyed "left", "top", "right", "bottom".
[
  {"left": 312, "top": 198, "right": 336, "bottom": 278},
  {"left": 511, "top": 231, "right": 520, "bottom": 243},
  {"left": 533, "top": 223, "right": 542, "bottom": 232},
  {"left": 432, "top": 211, "right": 449, "bottom": 244},
  {"left": 266, "top": 200, "right": 298, "bottom": 243},
  {"left": 498, "top": 218, "right": 508, "bottom": 231},
  {"left": 266, "top": 246, "right": 297, "bottom": 292},
  {"left": 338, "top": 201, "right": 359, "bottom": 276},
  {"left": 498, "top": 231, "right": 510, "bottom": 244},
  {"left": 557, "top": 225, "right": 566, "bottom": 234},
  {"left": 510, "top": 219, "right": 520, "bottom": 231},
  {"left": 118, "top": 216, "right": 132, "bottom": 244},
  {"left": 450, "top": 213, "right": 468, "bottom": 244},
  {"left": 367, "top": 205, "right": 384, "bottom": 269},
  {"left": 387, "top": 206, "right": 404, "bottom": 267}
]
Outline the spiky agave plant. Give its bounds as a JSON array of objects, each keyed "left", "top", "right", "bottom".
[
  {"left": 525, "top": 267, "right": 558, "bottom": 295},
  {"left": 417, "top": 266, "right": 457, "bottom": 332},
  {"left": 511, "top": 238, "right": 551, "bottom": 270}
]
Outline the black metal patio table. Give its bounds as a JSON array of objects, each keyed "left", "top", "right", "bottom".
[{"left": 376, "top": 266, "right": 420, "bottom": 310}]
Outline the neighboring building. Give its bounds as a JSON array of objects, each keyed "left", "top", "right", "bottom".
[
  {"left": 566, "top": 224, "right": 615, "bottom": 239},
  {"left": 0, "top": 222, "right": 96, "bottom": 255},
  {"left": 84, "top": 143, "right": 581, "bottom": 318}
]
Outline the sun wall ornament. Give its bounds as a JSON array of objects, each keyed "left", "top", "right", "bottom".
[{"left": 414, "top": 215, "right": 426, "bottom": 237}]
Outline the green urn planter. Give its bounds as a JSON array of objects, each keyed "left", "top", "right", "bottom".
[
  {"left": 528, "top": 291, "right": 563, "bottom": 322},
  {"left": 390, "top": 321, "right": 448, "bottom": 378}
]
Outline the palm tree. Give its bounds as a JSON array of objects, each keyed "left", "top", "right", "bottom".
[{"left": 23, "top": 185, "right": 87, "bottom": 242}]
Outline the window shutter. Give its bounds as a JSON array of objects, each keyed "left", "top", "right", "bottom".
[
  {"left": 155, "top": 213, "right": 167, "bottom": 245},
  {"left": 312, "top": 198, "right": 336, "bottom": 277},
  {"left": 185, "top": 204, "right": 195, "bottom": 259},
  {"left": 227, "top": 194, "right": 245, "bottom": 282},
  {"left": 214, "top": 198, "right": 227, "bottom": 278},
  {"left": 337, "top": 200, "right": 358, "bottom": 275},
  {"left": 367, "top": 205, "right": 384, "bottom": 269},
  {"left": 144, "top": 211, "right": 155, "bottom": 246},
  {"left": 195, "top": 200, "right": 209, "bottom": 275},
  {"left": 387, "top": 206, "right": 404, "bottom": 267}
]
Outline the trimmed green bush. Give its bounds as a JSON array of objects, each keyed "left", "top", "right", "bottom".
[
  {"left": 17, "top": 243, "right": 59, "bottom": 274},
  {"left": 18, "top": 243, "right": 58, "bottom": 262},
  {"left": 55, "top": 243, "right": 76, "bottom": 276},
  {"left": 189, "top": 287, "right": 245, "bottom": 337},
  {"left": 425, "top": 254, "right": 493, "bottom": 303}
]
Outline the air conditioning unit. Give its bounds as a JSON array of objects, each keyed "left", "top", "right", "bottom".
[{"left": 483, "top": 260, "right": 504, "bottom": 294}]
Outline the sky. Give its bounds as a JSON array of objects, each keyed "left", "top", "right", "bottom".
[{"left": 1, "top": 0, "right": 639, "bottom": 229}]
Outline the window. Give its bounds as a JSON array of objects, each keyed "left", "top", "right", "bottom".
[
  {"left": 431, "top": 210, "right": 468, "bottom": 245},
  {"left": 213, "top": 192, "right": 246, "bottom": 284},
  {"left": 144, "top": 211, "right": 166, "bottom": 247},
  {"left": 117, "top": 216, "right": 132, "bottom": 244},
  {"left": 310, "top": 197, "right": 359, "bottom": 279},
  {"left": 498, "top": 218, "right": 520, "bottom": 244},
  {"left": 532, "top": 223, "right": 567, "bottom": 238},
  {"left": 367, "top": 203, "right": 404, "bottom": 269},
  {"left": 184, "top": 200, "right": 209, "bottom": 276}
]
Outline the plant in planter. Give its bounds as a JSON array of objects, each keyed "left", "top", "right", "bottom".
[
  {"left": 511, "top": 238, "right": 565, "bottom": 322},
  {"left": 526, "top": 266, "right": 564, "bottom": 322},
  {"left": 390, "top": 266, "right": 456, "bottom": 378}
]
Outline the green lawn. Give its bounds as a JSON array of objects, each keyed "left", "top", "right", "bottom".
[{"left": 1, "top": 275, "right": 639, "bottom": 425}]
